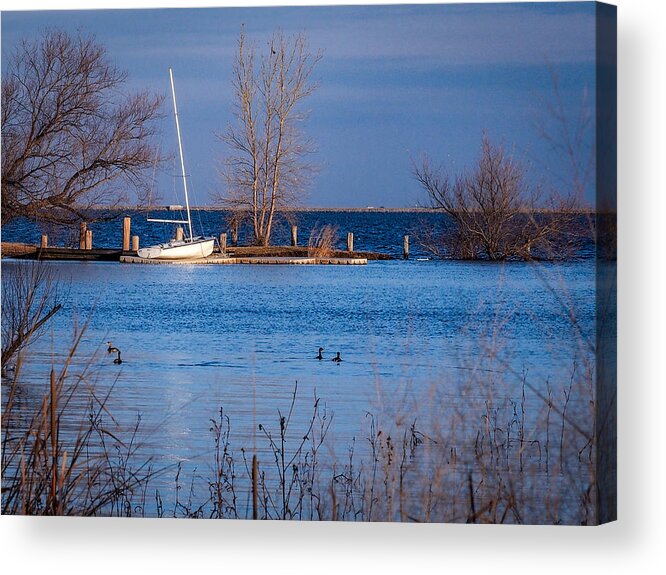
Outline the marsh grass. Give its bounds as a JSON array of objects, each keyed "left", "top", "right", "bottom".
[
  {"left": 1, "top": 260, "right": 65, "bottom": 372},
  {"left": 1, "top": 321, "right": 159, "bottom": 516},
  {"left": 2, "top": 336, "right": 596, "bottom": 522},
  {"left": 1, "top": 256, "right": 601, "bottom": 523},
  {"left": 307, "top": 224, "right": 339, "bottom": 258},
  {"left": 127, "top": 351, "right": 595, "bottom": 524}
]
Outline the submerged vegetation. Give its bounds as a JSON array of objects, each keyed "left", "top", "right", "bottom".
[{"left": 413, "top": 136, "right": 584, "bottom": 261}]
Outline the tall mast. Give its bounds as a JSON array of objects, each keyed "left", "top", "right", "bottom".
[{"left": 169, "top": 67, "right": 193, "bottom": 242}]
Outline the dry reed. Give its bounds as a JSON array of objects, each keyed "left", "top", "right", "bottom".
[
  {"left": 307, "top": 224, "right": 339, "bottom": 258},
  {"left": 1, "top": 257, "right": 602, "bottom": 523}
]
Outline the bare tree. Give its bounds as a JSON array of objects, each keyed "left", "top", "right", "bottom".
[
  {"left": 218, "top": 28, "right": 321, "bottom": 246},
  {"left": 1, "top": 29, "right": 163, "bottom": 226},
  {"left": 413, "top": 135, "right": 579, "bottom": 260}
]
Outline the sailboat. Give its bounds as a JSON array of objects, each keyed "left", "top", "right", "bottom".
[{"left": 137, "top": 68, "right": 215, "bottom": 260}]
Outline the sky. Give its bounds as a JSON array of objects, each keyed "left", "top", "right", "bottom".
[{"left": 1, "top": 1, "right": 598, "bottom": 208}]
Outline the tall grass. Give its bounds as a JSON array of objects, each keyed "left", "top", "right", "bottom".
[
  {"left": 1, "top": 321, "right": 159, "bottom": 516},
  {"left": 2, "top": 337, "right": 596, "bottom": 522},
  {"left": 307, "top": 224, "right": 338, "bottom": 258},
  {"left": 1, "top": 257, "right": 601, "bottom": 523},
  {"left": 2, "top": 260, "right": 64, "bottom": 371}
]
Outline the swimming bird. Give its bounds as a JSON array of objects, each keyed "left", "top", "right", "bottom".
[
  {"left": 113, "top": 350, "right": 123, "bottom": 364},
  {"left": 331, "top": 352, "right": 342, "bottom": 363},
  {"left": 316, "top": 347, "right": 325, "bottom": 360},
  {"left": 107, "top": 341, "right": 120, "bottom": 354}
]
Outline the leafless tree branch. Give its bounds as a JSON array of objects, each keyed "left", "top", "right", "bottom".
[
  {"left": 413, "top": 135, "right": 581, "bottom": 260},
  {"left": 1, "top": 29, "right": 164, "bottom": 226},
  {"left": 216, "top": 28, "right": 321, "bottom": 246}
]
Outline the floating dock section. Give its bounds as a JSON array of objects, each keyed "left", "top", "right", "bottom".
[{"left": 120, "top": 254, "right": 367, "bottom": 265}]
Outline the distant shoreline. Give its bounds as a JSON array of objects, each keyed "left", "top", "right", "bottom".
[
  {"left": 101, "top": 206, "right": 601, "bottom": 214},
  {"left": 121, "top": 206, "right": 439, "bottom": 213}
]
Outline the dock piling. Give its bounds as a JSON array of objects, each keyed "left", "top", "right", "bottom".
[
  {"left": 85, "top": 229, "right": 92, "bottom": 250},
  {"left": 230, "top": 220, "right": 239, "bottom": 246},
  {"left": 131, "top": 235, "right": 139, "bottom": 251},
  {"left": 175, "top": 227, "right": 184, "bottom": 241},
  {"left": 41, "top": 234, "right": 48, "bottom": 249},
  {"left": 219, "top": 233, "right": 227, "bottom": 254},
  {"left": 347, "top": 232, "right": 354, "bottom": 253},
  {"left": 291, "top": 225, "right": 298, "bottom": 247},
  {"left": 122, "top": 217, "right": 131, "bottom": 251},
  {"left": 403, "top": 235, "right": 409, "bottom": 259},
  {"left": 79, "top": 222, "right": 87, "bottom": 249}
]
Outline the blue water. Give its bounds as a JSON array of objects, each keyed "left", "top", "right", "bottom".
[
  {"left": 0, "top": 209, "right": 595, "bottom": 260},
  {"left": 1, "top": 213, "right": 597, "bottom": 521}
]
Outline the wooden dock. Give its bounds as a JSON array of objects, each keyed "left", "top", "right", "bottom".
[
  {"left": 3, "top": 229, "right": 388, "bottom": 263},
  {"left": 3, "top": 216, "right": 400, "bottom": 262},
  {"left": 2, "top": 244, "right": 369, "bottom": 264},
  {"left": 3, "top": 245, "right": 122, "bottom": 261},
  {"left": 3, "top": 216, "right": 409, "bottom": 263},
  {"left": 120, "top": 254, "right": 367, "bottom": 265}
]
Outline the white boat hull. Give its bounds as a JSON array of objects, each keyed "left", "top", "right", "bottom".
[{"left": 137, "top": 237, "right": 215, "bottom": 260}]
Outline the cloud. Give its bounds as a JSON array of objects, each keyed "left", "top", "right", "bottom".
[
  {"left": 3, "top": 4, "right": 595, "bottom": 67},
  {"left": 263, "top": 3, "right": 596, "bottom": 66}
]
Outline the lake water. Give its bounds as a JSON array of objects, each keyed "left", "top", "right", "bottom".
[
  {"left": 0, "top": 208, "right": 596, "bottom": 260},
  {"left": 1, "top": 212, "right": 597, "bottom": 522}
]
